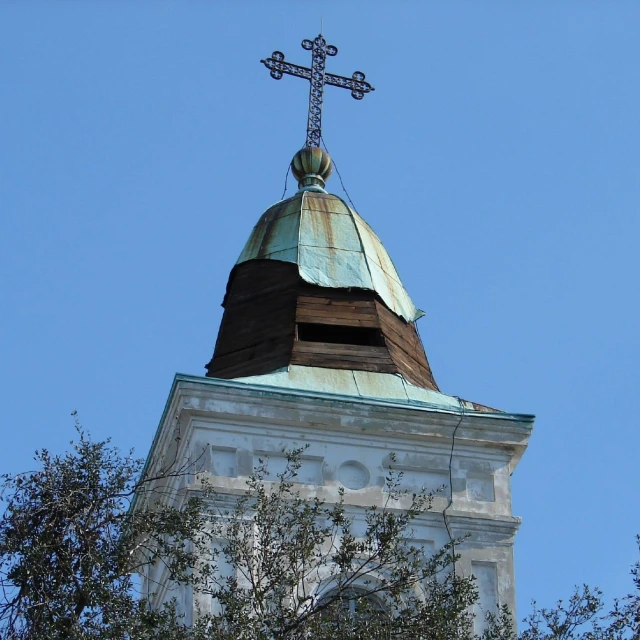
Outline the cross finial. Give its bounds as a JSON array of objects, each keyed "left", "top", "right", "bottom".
[{"left": 261, "top": 34, "right": 375, "bottom": 148}]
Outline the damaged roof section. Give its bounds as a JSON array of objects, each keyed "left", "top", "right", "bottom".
[{"left": 236, "top": 191, "right": 423, "bottom": 323}]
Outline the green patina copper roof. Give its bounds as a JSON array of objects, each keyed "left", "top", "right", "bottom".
[
  {"left": 237, "top": 188, "right": 423, "bottom": 323},
  {"left": 233, "top": 366, "right": 504, "bottom": 413}
]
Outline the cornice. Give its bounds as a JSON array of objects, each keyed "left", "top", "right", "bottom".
[
  {"left": 174, "top": 374, "right": 534, "bottom": 424},
  {"left": 141, "top": 373, "right": 534, "bottom": 491},
  {"left": 177, "top": 375, "right": 532, "bottom": 452}
]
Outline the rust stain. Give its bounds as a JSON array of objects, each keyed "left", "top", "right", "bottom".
[
  {"left": 314, "top": 206, "right": 335, "bottom": 248},
  {"left": 257, "top": 217, "right": 277, "bottom": 258},
  {"left": 240, "top": 226, "right": 265, "bottom": 261},
  {"left": 308, "top": 193, "right": 349, "bottom": 215},
  {"left": 249, "top": 197, "right": 302, "bottom": 259},
  {"left": 236, "top": 190, "right": 421, "bottom": 322}
]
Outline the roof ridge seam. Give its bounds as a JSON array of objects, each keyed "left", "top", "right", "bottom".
[
  {"left": 298, "top": 190, "right": 305, "bottom": 266},
  {"left": 351, "top": 370, "right": 362, "bottom": 398},
  {"left": 336, "top": 194, "right": 375, "bottom": 290}
]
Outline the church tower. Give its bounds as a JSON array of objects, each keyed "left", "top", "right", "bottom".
[
  {"left": 141, "top": 34, "right": 534, "bottom": 632},
  {"left": 205, "top": 144, "right": 437, "bottom": 391}
]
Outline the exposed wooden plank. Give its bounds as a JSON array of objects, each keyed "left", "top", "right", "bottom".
[
  {"left": 227, "top": 274, "right": 297, "bottom": 295},
  {"left": 293, "top": 341, "right": 390, "bottom": 357},
  {"left": 386, "top": 344, "right": 428, "bottom": 377},
  {"left": 223, "top": 261, "right": 300, "bottom": 306},
  {"left": 222, "top": 302, "right": 294, "bottom": 322},
  {"left": 298, "top": 297, "right": 376, "bottom": 308},
  {"left": 214, "top": 312, "right": 295, "bottom": 356},
  {"left": 227, "top": 286, "right": 297, "bottom": 306},
  {"left": 211, "top": 355, "right": 289, "bottom": 378},
  {"left": 373, "top": 300, "right": 439, "bottom": 390},
  {"left": 298, "top": 296, "right": 377, "bottom": 308},
  {"left": 298, "top": 286, "right": 375, "bottom": 301},
  {"left": 296, "top": 306, "right": 378, "bottom": 320},
  {"left": 228, "top": 288, "right": 294, "bottom": 303},
  {"left": 211, "top": 343, "right": 290, "bottom": 371},
  {"left": 376, "top": 313, "right": 418, "bottom": 342},
  {"left": 385, "top": 342, "right": 437, "bottom": 390},
  {"left": 376, "top": 302, "right": 422, "bottom": 344},
  {"left": 292, "top": 347, "right": 394, "bottom": 367},
  {"left": 215, "top": 333, "right": 294, "bottom": 358},
  {"left": 385, "top": 339, "right": 422, "bottom": 364},
  {"left": 296, "top": 303, "right": 378, "bottom": 316},
  {"left": 292, "top": 354, "right": 395, "bottom": 366},
  {"left": 296, "top": 311, "right": 380, "bottom": 326},
  {"left": 383, "top": 330, "right": 428, "bottom": 367},
  {"left": 383, "top": 329, "right": 432, "bottom": 368},
  {"left": 216, "top": 313, "right": 294, "bottom": 339},
  {"left": 291, "top": 349, "right": 393, "bottom": 366},
  {"left": 290, "top": 353, "right": 397, "bottom": 373},
  {"left": 376, "top": 303, "right": 431, "bottom": 356},
  {"left": 223, "top": 293, "right": 295, "bottom": 309},
  {"left": 295, "top": 313, "right": 379, "bottom": 328},
  {"left": 298, "top": 298, "right": 378, "bottom": 315},
  {"left": 216, "top": 327, "right": 293, "bottom": 351},
  {"left": 209, "top": 337, "right": 293, "bottom": 372},
  {"left": 217, "top": 310, "right": 294, "bottom": 339},
  {"left": 382, "top": 322, "right": 423, "bottom": 353},
  {"left": 211, "top": 352, "right": 292, "bottom": 379}
]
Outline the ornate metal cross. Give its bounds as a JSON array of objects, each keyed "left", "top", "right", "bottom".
[{"left": 261, "top": 34, "right": 375, "bottom": 148}]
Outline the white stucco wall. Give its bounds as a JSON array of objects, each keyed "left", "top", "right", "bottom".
[{"left": 140, "top": 374, "right": 533, "bottom": 632}]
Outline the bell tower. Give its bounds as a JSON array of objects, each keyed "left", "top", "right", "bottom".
[{"left": 140, "top": 33, "right": 534, "bottom": 632}]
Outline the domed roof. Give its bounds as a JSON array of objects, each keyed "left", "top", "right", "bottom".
[{"left": 236, "top": 189, "right": 422, "bottom": 322}]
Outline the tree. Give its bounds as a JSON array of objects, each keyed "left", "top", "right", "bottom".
[
  {"left": 182, "top": 448, "right": 486, "bottom": 640},
  {"left": 1, "top": 420, "right": 637, "bottom": 640},
  {"left": 0, "top": 419, "right": 501, "bottom": 639},
  {"left": 0, "top": 414, "right": 205, "bottom": 639},
  {"left": 187, "top": 453, "right": 640, "bottom": 640},
  {"left": 517, "top": 543, "right": 640, "bottom": 640}
]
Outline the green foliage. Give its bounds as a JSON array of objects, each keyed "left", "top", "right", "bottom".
[
  {"left": 0, "top": 420, "right": 637, "bottom": 640},
  {"left": 0, "top": 415, "right": 205, "bottom": 639},
  {"left": 518, "top": 539, "right": 639, "bottom": 640},
  {"left": 190, "top": 447, "right": 482, "bottom": 639}
]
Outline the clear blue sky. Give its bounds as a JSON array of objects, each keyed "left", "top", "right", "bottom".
[{"left": 2, "top": 1, "right": 639, "bottom": 621}]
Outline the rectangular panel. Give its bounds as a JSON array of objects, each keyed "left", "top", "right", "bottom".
[
  {"left": 472, "top": 561, "right": 498, "bottom": 634},
  {"left": 393, "top": 468, "right": 449, "bottom": 494},
  {"left": 254, "top": 451, "right": 324, "bottom": 485},
  {"left": 467, "top": 475, "right": 495, "bottom": 502},
  {"left": 211, "top": 448, "right": 237, "bottom": 478}
]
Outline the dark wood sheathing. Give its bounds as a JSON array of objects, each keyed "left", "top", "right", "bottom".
[
  {"left": 291, "top": 286, "right": 439, "bottom": 390},
  {"left": 205, "top": 261, "right": 298, "bottom": 379},
  {"left": 206, "top": 260, "right": 439, "bottom": 391},
  {"left": 291, "top": 342, "right": 396, "bottom": 373},
  {"left": 296, "top": 294, "right": 381, "bottom": 327},
  {"left": 374, "top": 300, "right": 439, "bottom": 390}
]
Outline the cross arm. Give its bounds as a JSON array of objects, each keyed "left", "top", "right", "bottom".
[
  {"left": 324, "top": 71, "right": 375, "bottom": 100},
  {"left": 261, "top": 55, "right": 311, "bottom": 81}
]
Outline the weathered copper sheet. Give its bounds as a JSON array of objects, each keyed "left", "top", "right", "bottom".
[{"left": 236, "top": 192, "right": 422, "bottom": 322}]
